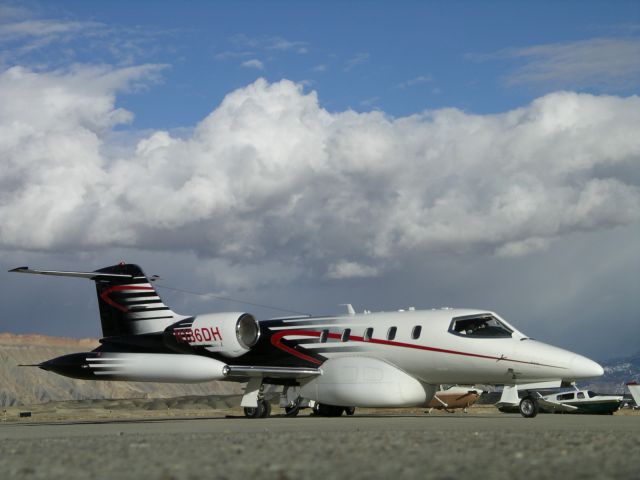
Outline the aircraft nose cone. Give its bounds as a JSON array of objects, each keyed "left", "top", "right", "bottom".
[{"left": 570, "top": 355, "right": 604, "bottom": 379}]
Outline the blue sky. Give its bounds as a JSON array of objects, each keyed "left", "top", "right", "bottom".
[
  {"left": 7, "top": 1, "right": 639, "bottom": 127},
  {"left": 0, "top": 0, "right": 638, "bottom": 360}
]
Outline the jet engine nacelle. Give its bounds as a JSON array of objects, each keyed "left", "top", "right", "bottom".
[
  {"left": 300, "top": 356, "right": 437, "bottom": 408},
  {"left": 164, "top": 312, "right": 260, "bottom": 358}
]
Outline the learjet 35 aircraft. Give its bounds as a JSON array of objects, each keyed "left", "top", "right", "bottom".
[{"left": 10, "top": 263, "right": 604, "bottom": 418}]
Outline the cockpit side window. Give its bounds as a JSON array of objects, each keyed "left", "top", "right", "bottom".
[
  {"left": 557, "top": 392, "right": 575, "bottom": 401},
  {"left": 449, "top": 314, "right": 513, "bottom": 338}
]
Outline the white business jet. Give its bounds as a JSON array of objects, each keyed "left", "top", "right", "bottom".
[{"left": 9, "top": 263, "right": 603, "bottom": 418}]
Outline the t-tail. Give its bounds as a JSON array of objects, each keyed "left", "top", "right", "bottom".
[{"left": 9, "top": 263, "right": 185, "bottom": 337}]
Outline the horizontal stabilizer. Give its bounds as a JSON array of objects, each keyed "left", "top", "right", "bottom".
[
  {"left": 224, "top": 365, "right": 321, "bottom": 379},
  {"left": 18, "top": 364, "right": 43, "bottom": 367},
  {"left": 9, "top": 267, "right": 132, "bottom": 280}
]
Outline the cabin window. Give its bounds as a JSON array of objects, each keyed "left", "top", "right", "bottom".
[
  {"left": 412, "top": 325, "right": 422, "bottom": 340},
  {"left": 387, "top": 326, "right": 397, "bottom": 341},
  {"left": 587, "top": 391, "right": 597, "bottom": 398},
  {"left": 364, "top": 327, "right": 374, "bottom": 342},
  {"left": 557, "top": 392, "right": 575, "bottom": 401},
  {"left": 449, "top": 314, "right": 513, "bottom": 338},
  {"left": 319, "top": 329, "right": 329, "bottom": 343},
  {"left": 341, "top": 328, "right": 351, "bottom": 342},
  {"left": 577, "top": 392, "right": 585, "bottom": 399}
]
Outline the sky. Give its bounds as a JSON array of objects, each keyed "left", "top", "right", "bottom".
[{"left": 0, "top": 0, "right": 638, "bottom": 362}]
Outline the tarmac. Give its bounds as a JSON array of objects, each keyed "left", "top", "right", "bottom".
[{"left": 1, "top": 411, "right": 638, "bottom": 480}]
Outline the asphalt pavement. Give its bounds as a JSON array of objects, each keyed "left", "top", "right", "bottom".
[{"left": 1, "top": 413, "right": 638, "bottom": 480}]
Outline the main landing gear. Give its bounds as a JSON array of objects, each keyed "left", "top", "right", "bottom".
[
  {"left": 284, "top": 397, "right": 302, "bottom": 417},
  {"left": 313, "top": 403, "right": 356, "bottom": 417},
  {"left": 241, "top": 378, "right": 272, "bottom": 418}
]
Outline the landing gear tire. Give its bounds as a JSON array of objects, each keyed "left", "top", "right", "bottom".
[
  {"left": 316, "top": 404, "right": 345, "bottom": 417},
  {"left": 344, "top": 407, "right": 356, "bottom": 416},
  {"left": 244, "top": 403, "right": 263, "bottom": 418},
  {"left": 244, "top": 399, "right": 271, "bottom": 418},
  {"left": 259, "top": 399, "right": 271, "bottom": 418},
  {"left": 330, "top": 406, "right": 345, "bottom": 417},
  {"left": 316, "top": 403, "right": 331, "bottom": 416},
  {"left": 284, "top": 404, "right": 300, "bottom": 417},
  {"left": 519, "top": 396, "right": 539, "bottom": 418},
  {"left": 285, "top": 398, "right": 301, "bottom": 417}
]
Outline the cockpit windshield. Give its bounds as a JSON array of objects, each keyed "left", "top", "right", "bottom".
[{"left": 449, "top": 314, "right": 513, "bottom": 338}]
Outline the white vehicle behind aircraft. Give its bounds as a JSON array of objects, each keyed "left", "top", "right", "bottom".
[{"left": 9, "top": 263, "right": 604, "bottom": 418}]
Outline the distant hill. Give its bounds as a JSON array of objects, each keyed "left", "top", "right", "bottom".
[
  {"left": 583, "top": 350, "right": 640, "bottom": 394},
  {"left": 0, "top": 333, "right": 242, "bottom": 407}
]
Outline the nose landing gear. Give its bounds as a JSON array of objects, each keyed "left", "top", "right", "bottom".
[{"left": 519, "top": 395, "right": 539, "bottom": 418}]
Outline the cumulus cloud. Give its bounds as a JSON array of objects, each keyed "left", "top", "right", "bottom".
[{"left": 1, "top": 67, "right": 639, "bottom": 283}]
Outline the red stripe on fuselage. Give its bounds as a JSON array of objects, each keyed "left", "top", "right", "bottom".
[
  {"left": 270, "top": 330, "right": 323, "bottom": 365},
  {"left": 270, "top": 329, "right": 564, "bottom": 369},
  {"left": 99, "top": 285, "right": 154, "bottom": 313}
]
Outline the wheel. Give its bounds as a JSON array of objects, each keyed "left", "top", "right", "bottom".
[
  {"left": 344, "top": 407, "right": 355, "bottom": 416},
  {"left": 519, "top": 396, "right": 539, "bottom": 418},
  {"left": 285, "top": 404, "right": 300, "bottom": 416},
  {"left": 315, "top": 403, "right": 343, "bottom": 416},
  {"left": 285, "top": 398, "right": 301, "bottom": 417},
  {"left": 316, "top": 403, "right": 332, "bottom": 416},
  {"left": 330, "top": 406, "right": 345, "bottom": 417},
  {"left": 259, "top": 399, "right": 271, "bottom": 418},
  {"left": 244, "top": 402, "right": 264, "bottom": 418}
]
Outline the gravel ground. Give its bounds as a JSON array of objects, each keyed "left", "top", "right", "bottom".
[{"left": 1, "top": 413, "right": 638, "bottom": 480}]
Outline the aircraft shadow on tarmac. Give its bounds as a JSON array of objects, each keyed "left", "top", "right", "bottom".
[{"left": 2, "top": 412, "right": 518, "bottom": 428}]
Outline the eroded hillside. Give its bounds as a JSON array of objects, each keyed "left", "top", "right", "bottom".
[{"left": 0, "top": 333, "right": 242, "bottom": 407}]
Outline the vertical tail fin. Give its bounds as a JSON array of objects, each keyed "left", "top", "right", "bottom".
[
  {"left": 92, "top": 263, "right": 183, "bottom": 337},
  {"left": 9, "top": 263, "right": 185, "bottom": 337}
]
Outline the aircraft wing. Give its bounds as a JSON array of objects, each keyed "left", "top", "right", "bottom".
[
  {"left": 225, "top": 365, "right": 321, "bottom": 379},
  {"left": 535, "top": 395, "right": 578, "bottom": 413}
]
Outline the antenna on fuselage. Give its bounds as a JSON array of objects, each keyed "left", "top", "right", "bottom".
[{"left": 339, "top": 304, "right": 356, "bottom": 315}]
